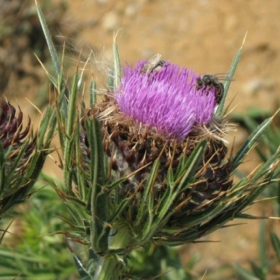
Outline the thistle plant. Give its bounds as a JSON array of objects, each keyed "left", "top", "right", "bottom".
[
  {"left": 0, "top": 97, "right": 55, "bottom": 219},
  {"left": 33, "top": 3, "right": 280, "bottom": 279}
]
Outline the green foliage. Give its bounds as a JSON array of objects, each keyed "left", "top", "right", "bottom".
[
  {"left": 128, "top": 243, "right": 199, "bottom": 279},
  {"left": 231, "top": 109, "right": 280, "bottom": 279},
  {"left": 0, "top": 186, "right": 77, "bottom": 279},
  {"left": 233, "top": 221, "right": 275, "bottom": 280},
  {"left": 0, "top": 103, "right": 55, "bottom": 218}
]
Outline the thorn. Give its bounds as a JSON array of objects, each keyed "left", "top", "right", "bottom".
[
  {"left": 34, "top": 53, "right": 49, "bottom": 76},
  {"left": 269, "top": 216, "right": 280, "bottom": 220},
  {"left": 113, "top": 29, "right": 122, "bottom": 42},
  {"left": 25, "top": 98, "right": 42, "bottom": 115},
  {"left": 241, "top": 31, "right": 248, "bottom": 50}
]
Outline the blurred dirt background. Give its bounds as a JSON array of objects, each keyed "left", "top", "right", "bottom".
[{"left": 1, "top": 0, "right": 280, "bottom": 279}]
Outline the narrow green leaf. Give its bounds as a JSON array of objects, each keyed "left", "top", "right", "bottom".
[
  {"left": 108, "top": 198, "right": 130, "bottom": 223},
  {"left": 175, "top": 141, "right": 207, "bottom": 184},
  {"left": 36, "top": 1, "right": 69, "bottom": 117},
  {"left": 176, "top": 141, "right": 207, "bottom": 192},
  {"left": 250, "top": 149, "right": 280, "bottom": 183},
  {"left": 85, "top": 118, "right": 105, "bottom": 193},
  {"left": 113, "top": 33, "right": 122, "bottom": 89},
  {"left": 85, "top": 117, "right": 108, "bottom": 253},
  {"left": 107, "top": 67, "right": 114, "bottom": 91},
  {"left": 142, "top": 141, "right": 207, "bottom": 242},
  {"left": 232, "top": 116, "right": 272, "bottom": 170},
  {"left": 217, "top": 34, "right": 246, "bottom": 116},
  {"left": 259, "top": 220, "right": 267, "bottom": 268},
  {"left": 3, "top": 140, "right": 30, "bottom": 191},
  {"left": 64, "top": 204, "right": 84, "bottom": 226},
  {"left": 0, "top": 143, "right": 4, "bottom": 193},
  {"left": 0, "top": 249, "right": 50, "bottom": 263},
  {"left": 40, "top": 172, "right": 64, "bottom": 189},
  {"left": 35, "top": 1, "right": 61, "bottom": 77},
  {"left": 233, "top": 263, "right": 259, "bottom": 280},
  {"left": 73, "top": 254, "right": 91, "bottom": 279},
  {"left": 270, "top": 232, "right": 280, "bottom": 262},
  {"left": 135, "top": 159, "right": 160, "bottom": 229},
  {"left": 63, "top": 72, "right": 79, "bottom": 192},
  {"left": 250, "top": 261, "right": 266, "bottom": 280},
  {"left": 90, "top": 80, "right": 97, "bottom": 106},
  {"left": 167, "top": 167, "right": 174, "bottom": 186},
  {"left": 37, "top": 105, "right": 56, "bottom": 148}
]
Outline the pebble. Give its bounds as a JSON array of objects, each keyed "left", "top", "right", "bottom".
[
  {"left": 125, "top": 4, "right": 139, "bottom": 17},
  {"left": 242, "top": 78, "right": 274, "bottom": 95},
  {"left": 102, "top": 11, "right": 119, "bottom": 32}
]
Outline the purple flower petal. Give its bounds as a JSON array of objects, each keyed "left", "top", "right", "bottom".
[{"left": 115, "top": 60, "right": 216, "bottom": 140}]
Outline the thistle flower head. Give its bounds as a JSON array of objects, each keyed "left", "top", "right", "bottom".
[
  {"left": 81, "top": 56, "right": 235, "bottom": 246},
  {"left": 92, "top": 58, "right": 229, "bottom": 185},
  {"left": 102, "top": 60, "right": 219, "bottom": 140}
]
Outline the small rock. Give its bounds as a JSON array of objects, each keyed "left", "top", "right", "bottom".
[
  {"left": 242, "top": 79, "right": 262, "bottom": 95},
  {"left": 125, "top": 4, "right": 139, "bottom": 17},
  {"left": 97, "top": 0, "right": 107, "bottom": 4},
  {"left": 102, "top": 11, "right": 119, "bottom": 32},
  {"left": 242, "top": 78, "right": 275, "bottom": 95},
  {"left": 225, "top": 15, "right": 238, "bottom": 32}
]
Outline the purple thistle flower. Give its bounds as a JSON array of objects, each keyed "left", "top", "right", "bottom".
[{"left": 115, "top": 60, "right": 217, "bottom": 140}]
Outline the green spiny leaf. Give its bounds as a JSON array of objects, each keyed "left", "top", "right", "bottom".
[
  {"left": 270, "top": 232, "right": 280, "bottom": 262},
  {"left": 36, "top": 1, "right": 69, "bottom": 118},
  {"left": 73, "top": 254, "right": 91, "bottom": 279},
  {"left": 135, "top": 159, "right": 160, "bottom": 229},
  {"left": 232, "top": 115, "right": 273, "bottom": 170},
  {"left": 63, "top": 72, "right": 80, "bottom": 193},
  {"left": 233, "top": 263, "right": 260, "bottom": 280},
  {"left": 35, "top": 1, "right": 61, "bottom": 76},
  {"left": 90, "top": 80, "right": 97, "bottom": 106},
  {"left": 217, "top": 33, "right": 246, "bottom": 116},
  {"left": 113, "top": 32, "right": 122, "bottom": 89},
  {"left": 259, "top": 220, "right": 267, "bottom": 267}
]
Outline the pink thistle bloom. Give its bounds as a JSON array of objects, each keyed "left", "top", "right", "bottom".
[{"left": 115, "top": 60, "right": 217, "bottom": 140}]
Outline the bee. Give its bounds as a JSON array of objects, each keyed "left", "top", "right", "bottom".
[
  {"left": 140, "top": 53, "right": 167, "bottom": 75},
  {"left": 196, "top": 74, "right": 228, "bottom": 104}
]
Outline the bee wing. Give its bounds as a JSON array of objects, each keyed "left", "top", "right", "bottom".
[
  {"left": 141, "top": 53, "right": 163, "bottom": 73},
  {"left": 147, "top": 53, "right": 162, "bottom": 64},
  {"left": 213, "top": 73, "right": 234, "bottom": 82}
]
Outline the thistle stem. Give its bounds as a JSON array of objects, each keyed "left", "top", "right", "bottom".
[
  {"left": 93, "top": 254, "right": 123, "bottom": 280},
  {"left": 108, "top": 223, "right": 133, "bottom": 251},
  {"left": 91, "top": 224, "right": 132, "bottom": 279}
]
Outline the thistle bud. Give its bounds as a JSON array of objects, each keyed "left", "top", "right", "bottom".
[
  {"left": 0, "top": 98, "right": 35, "bottom": 155},
  {"left": 0, "top": 98, "right": 54, "bottom": 217}
]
